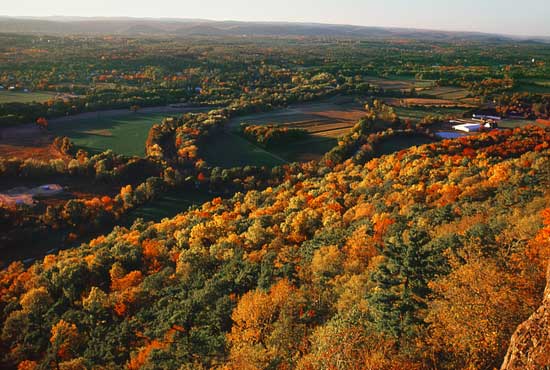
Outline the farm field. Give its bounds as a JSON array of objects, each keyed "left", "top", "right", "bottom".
[
  {"left": 125, "top": 189, "right": 214, "bottom": 222},
  {"left": 202, "top": 97, "right": 366, "bottom": 167},
  {"left": 0, "top": 90, "right": 56, "bottom": 103},
  {"left": 271, "top": 137, "right": 337, "bottom": 162},
  {"left": 420, "top": 86, "right": 471, "bottom": 100},
  {"left": 513, "top": 82, "right": 550, "bottom": 94},
  {"left": 499, "top": 119, "right": 544, "bottom": 128},
  {"left": 200, "top": 132, "right": 287, "bottom": 168},
  {"left": 393, "top": 106, "right": 469, "bottom": 122},
  {"left": 52, "top": 112, "right": 171, "bottom": 156},
  {"left": 384, "top": 97, "right": 474, "bottom": 108},
  {"left": 364, "top": 75, "right": 434, "bottom": 90},
  {"left": 0, "top": 106, "right": 210, "bottom": 158},
  {"left": 375, "top": 135, "right": 435, "bottom": 156}
]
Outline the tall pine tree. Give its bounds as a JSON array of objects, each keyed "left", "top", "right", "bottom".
[{"left": 369, "top": 228, "right": 442, "bottom": 341}]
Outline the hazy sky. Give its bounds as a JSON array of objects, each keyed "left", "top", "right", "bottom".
[{"left": 4, "top": 0, "right": 550, "bottom": 36}]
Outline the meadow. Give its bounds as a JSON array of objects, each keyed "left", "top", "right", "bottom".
[
  {"left": 52, "top": 112, "right": 172, "bottom": 156},
  {"left": 200, "top": 98, "right": 365, "bottom": 167},
  {"left": 0, "top": 90, "right": 56, "bottom": 103},
  {"left": 364, "top": 75, "right": 435, "bottom": 90},
  {"left": 124, "top": 189, "right": 214, "bottom": 222},
  {"left": 200, "top": 132, "right": 287, "bottom": 168}
]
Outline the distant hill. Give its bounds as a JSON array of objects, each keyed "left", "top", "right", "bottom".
[{"left": 0, "top": 16, "right": 547, "bottom": 42}]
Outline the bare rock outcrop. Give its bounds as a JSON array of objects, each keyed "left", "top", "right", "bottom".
[{"left": 501, "top": 265, "right": 550, "bottom": 369}]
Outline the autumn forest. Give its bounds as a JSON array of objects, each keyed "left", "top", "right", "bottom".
[{"left": 0, "top": 17, "right": 549, "bottom": 370}]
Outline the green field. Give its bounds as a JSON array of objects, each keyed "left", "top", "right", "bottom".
[
  {"left": 499, "top": 119, "right": 544, "bottom": 128},
  {"left": 52, "top": 112, "right": 171, "bottom": 156},
  {"left": 365, "top": 75, "right": 435, "bottom": 90},
  {"left": 394, "top": 106, "right": 469, "bottom": 121},
  {"left": 200, "top": 132, "right": 287, "bottom": 168},
  {"left": 376, "top": 135, "right": 435, "bottom": 156},
  {"left": 273, "top": 137, "right": 337, "bottom": 162},
  {"left": 513, "top": 82, "right": 550, "bottom": 94},
  {"left": 421, "top": 86, "right": 471, "bottom": 100},
  {"left": 126, "top": 189, "right": 214, "bottom": 222},
  {"left": 0, "top": 91, "right": 56, "bottom": 103}
]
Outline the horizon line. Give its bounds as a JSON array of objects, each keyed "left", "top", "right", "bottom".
[{"left": 1, "top": 15, "right": 549, "bottom": 40}]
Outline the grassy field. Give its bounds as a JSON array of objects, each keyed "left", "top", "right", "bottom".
[
  {"left": 52, "top": 112, "right": 170, "bottom": 156},
  {"left": 420, "top": 86, "right": 471, "bottom": 100},
  {"left": 126, "top": 189, "right": 214, "bottom": 222},
  {"left": 200, "top": 132, "right": 287, "bottom": 168},
  {"left": 394, "top": 106, "right": 469, "bottom": 122},
  {"left": 199, "top": 97, "right": 365, "bottom": 167},
  {"left": 0, "top": 91, "right": 56, "bottom": 103},
  {"left": 499, "top": 119, "right": 545, "bottom": 128},
  {"left": 513, "top": 82, "right": 550, "bottom": 94},
  {"left": 201, "top": 97, "right": 468, "bottom": 168},
  {"left": 365, "top": 76, "right": 434, "bottom": 90},
  {"left": 376, "top": 135, "right": 435, "bottom": 156},
  {"left": 272, "top": 137, "right": 337, "bottom": 162}
]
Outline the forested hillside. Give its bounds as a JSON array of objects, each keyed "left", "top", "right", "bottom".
[{"left": 1, "top": 126, "right": 549, "bottom": 369}]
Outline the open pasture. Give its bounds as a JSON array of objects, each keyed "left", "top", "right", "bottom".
[
  {"left": 200, "top": 132, "right": 287, "bottom": 168},
  {"left": 420, "top": 86, "right": 471, "bottom": 100},
  {"left": 52, "top": 112, "right": 171, "bottom": 156},
  {"left": 375, "top": 135, "right": 435, "bottom": 156},
  {"left": 200, "top": 98, "right": 366, "bottom": 167},
  {"left": 364, "top": 76, "right": 434, "bottom": 91},
  {"left": 0, "top": 91, "right": 56, "bottom": 103},
  {"left": 0, "top": 106, "right": 209, "bottom": 158},
  {"left": 385, "top": 97, "right": 474, "bottom": 108},
  {"left": 393, "top": 106, "right": 469, "bottom": 122},
  {"left": 228, "top": 97, "right": 364, "bottom": 137},
  {"left": 0, "top": 112, "right": 169, "bottom": 158},
  {"left": 513, "top": 81, "right": 550, "bottom": 94}
]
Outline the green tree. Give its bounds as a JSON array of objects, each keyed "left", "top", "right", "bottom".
[{"left": 369, "top": 228, "right": 441, "bottom": 341}]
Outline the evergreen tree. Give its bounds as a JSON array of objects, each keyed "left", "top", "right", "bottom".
[{"left": 369, "top": 228, "right": 441, "bottom": 340}]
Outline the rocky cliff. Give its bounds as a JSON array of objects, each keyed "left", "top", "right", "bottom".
[{"left": 501, "top": 264, "right": 550, "bottom": 369}]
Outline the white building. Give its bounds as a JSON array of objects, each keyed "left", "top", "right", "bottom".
[
  {"left": 452, "top": 122, "right": 494, "bottom": 133},
  {"left": 473, "top": 114, "right": 501, "bottom": 121}
]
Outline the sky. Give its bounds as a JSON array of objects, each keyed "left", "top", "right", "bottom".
[{"left": 4, "top": 0, "right": 550, "bottom": 37}]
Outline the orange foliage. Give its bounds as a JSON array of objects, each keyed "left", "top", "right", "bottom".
[
  {"left": 127, "top": 328, "right": 178, "bottom": 370},
  {"left": 525, "top": 209, "right": 550, "bottom": 270},
  {"left": 111, "top": 271, "right": 143, "bottom": 292},
  {"left": 114, "top": 302, "right": 128, "bottom": 317},
  {"left": 372, "top": 213, "right": 395, "bottom": 243},
  {"left": 50, "top": 320, "right": 80, "bottom": 361},
  {"left": 17, "top": 361, "right": 38, "bottom": 370},
  {"left": 35, "top": 117, "right": 48, "bottom": 129},
  {"left": 142, "top": 240, "right": 163, "bottom": 272}
]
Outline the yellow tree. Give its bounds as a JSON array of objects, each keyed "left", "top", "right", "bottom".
[
  {"left": 426, "top": 259, "right": 538, "bottom": 369},
  {"left": 50, "top": 320, "right": 81, "bottom": 363},
  {"left": 226, "top": 280, "right": 308, "bottom": 369}
]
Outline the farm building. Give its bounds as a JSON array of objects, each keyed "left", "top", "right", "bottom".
[
  {"left": 473, "top": 114, "right": 501, "bottom": 121},
  {"left": 452, "top": 123, "right": 483, "bottom": 132},
  {"left": 450, "top": 119, "right": 496, "bottom": 132}
]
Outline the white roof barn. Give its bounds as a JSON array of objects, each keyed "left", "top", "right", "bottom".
[
  {"left": 453, "top": 123, "right": 482, "bottom": 132},
  {"left": 451, "top": 122, "right": 494, "bottom": 133}
]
